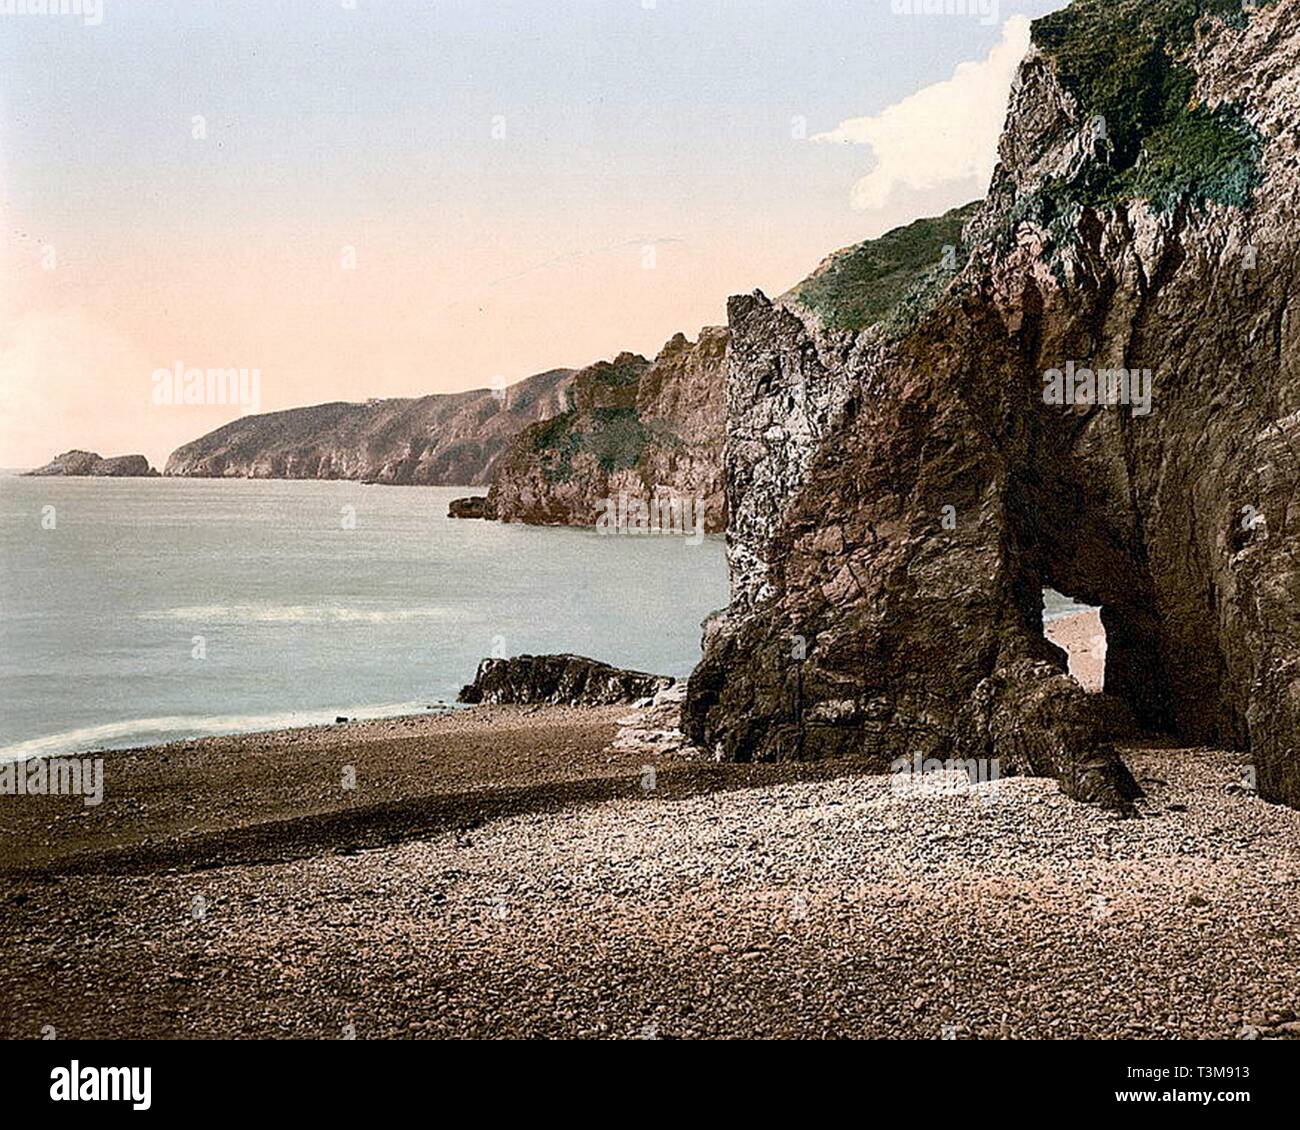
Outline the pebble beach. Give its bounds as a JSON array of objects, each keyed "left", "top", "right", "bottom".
[{"left": 3, "top": 615, "right": 1298, "bottom": 1040}]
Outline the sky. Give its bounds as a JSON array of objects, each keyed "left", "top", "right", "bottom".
[{"left": 0, "top": 0, "right": 1064, "bottom": 469}]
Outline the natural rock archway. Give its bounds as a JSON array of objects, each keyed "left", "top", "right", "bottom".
[{"left": 686, "top": 0, "right": 1300, "bottom": 810}]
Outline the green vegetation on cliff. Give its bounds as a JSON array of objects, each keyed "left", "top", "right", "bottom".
[
  {"left": 790, "top": 201, "right": 980, "bottom": 333},
  {"left": 529, "top": 407, "right": 650, "bottom": 483},
  {"left": 1032, "top": 0, "right": 1265, "bottom": 211}
]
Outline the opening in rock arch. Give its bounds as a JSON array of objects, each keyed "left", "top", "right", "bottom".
[{"left": 1042, "top": 588, "right": 1106, "bottom": 693}]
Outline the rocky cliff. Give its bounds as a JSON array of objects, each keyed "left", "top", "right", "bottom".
[
  {"left": 26, "top": 451, "right": 156, "bottom": 477},
  {"left": 686, "top": 0, "right": 1300, "bottom": 809},
  {"left": 487, "top": 329, "right": 728, "bottom": 533},
  {"left": 164, "top": 368, "right": 574, "bottom": 485}
]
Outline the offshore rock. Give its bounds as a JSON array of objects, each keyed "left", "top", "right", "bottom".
[
  {"left": 447, "top": 496, "right": 492, "bottom": 519},
  {"left": 25, "top": 451, "right": 156, "bottom": 477}
]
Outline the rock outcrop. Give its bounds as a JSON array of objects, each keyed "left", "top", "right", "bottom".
[
  {"left": 686, "top": 0, "right": 1300, "bottom": 810},
  {"left": 25, "top": 451, "right": 156, "bottom": 477},
  {"left": 611, "top": 682, "right": 699, "bottom": 757},
  {"left": 447, "top": 496, "right": 492, "bottom": 519},
  {"left": 487, "top": 329, "right": 728, "bottom": 533},
  {"left": 164, "top": 368, "right": 574, "bottom": 485},
  {"left": 458, "top": 654, "right": 674, "bottom": 707}
]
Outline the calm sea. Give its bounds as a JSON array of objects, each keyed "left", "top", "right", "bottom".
[{"left": 0, "top": 476, "right": 728, "bottom": 757}]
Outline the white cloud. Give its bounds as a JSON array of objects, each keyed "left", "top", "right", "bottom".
[{"left": 813, "top": 16, "right": 1031, "bottom": 213}]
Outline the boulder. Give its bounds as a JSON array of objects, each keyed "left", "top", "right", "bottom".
[
  {"left": 458, "top": 654, "right": 674, "bottom": 706},
  {"left": 447, "top": 496, "right": 492, "bottom": 519}
]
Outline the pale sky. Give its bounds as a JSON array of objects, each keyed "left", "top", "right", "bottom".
[{"left": 0, "top": 0, "right": 1062, "bottom": 469}]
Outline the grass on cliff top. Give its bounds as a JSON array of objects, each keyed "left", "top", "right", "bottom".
[
  {"left": 1030, "top": 0, "right": 1266, "bottom": 212},
  {"left": 790, "top": 201, "right": 980, "bottom": 334},
  {"left": 529, "top": 407, "right": 650, "bottom": 483}
]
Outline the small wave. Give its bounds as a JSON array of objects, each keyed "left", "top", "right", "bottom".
[
  {"left": 0, "top": 701, "right": 448, "bottom": 762},
  {"left": 1042, "top": 588, "right": 1097, "bottom": 623},
  {"left": 139, "top": 604, "right": 450, "bottom": 624}
]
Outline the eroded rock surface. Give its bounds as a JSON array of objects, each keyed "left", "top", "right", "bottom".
[
  {"left": 488, "top": 329, "right": 728, "bottom": 533},
  {"left": 447, "top": 496, "right": 492, "bottom": 519},
  {"left": 164, "top": 369, "right": 575, "bottom": 485},
  {"left": 687, "top": 0, "right": 1300, "bottom": 809},
  {"left": 458, "top": 654, "right": 674, "bottom": 707}
]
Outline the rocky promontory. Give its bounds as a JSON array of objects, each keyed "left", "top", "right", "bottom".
[
  {"left": 163, "top": 368, "right": 575, "bottom": 486},
  {"left": 25, "top": 451, "right": 157, "bottom": 477},
  {"left": 160, "top": 333, "right": 730, "bottom": 529},
  {"left": 487, "top": 328, "right": 728, "bottom": 533}
]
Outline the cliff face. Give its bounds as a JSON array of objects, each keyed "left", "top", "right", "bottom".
[
  {"left": 686, "top": 0, "right": 1300, "bottom": 809},
  {"left": 164, "top": 368, "right": 574, "bottom": 485},
  {"left": 26, "top": 451, "right": 156, "bottom": 477},
  {"left": 487, "top": 328, "right": 729, "bottom": 533}
]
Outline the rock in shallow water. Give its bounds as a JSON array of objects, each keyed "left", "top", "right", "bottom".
[
  {"left": 447, "top": 496, "right": 492, "bottom": 519},
  {"left": 457, "top": 654, "right": 673, "bottom": 707}
]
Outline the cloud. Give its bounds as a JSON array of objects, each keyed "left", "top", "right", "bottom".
[{"left": 813, "top": 16, "right": 1031, "bottom": 213}]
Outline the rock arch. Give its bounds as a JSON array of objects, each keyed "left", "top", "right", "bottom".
[{"left": 686, "top": 0, "right": 1300, "bottom": 809}]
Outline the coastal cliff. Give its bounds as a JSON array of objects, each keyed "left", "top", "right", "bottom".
[
  {"left": 487, "top": 328, "right": 728, "bottom": 533},
  {"left": 163, "top": 368, "right": 575, "bottom": 485},
  {"left": 25, "top": 451, "right": 156, "bottom": 477},
  {"left": 685, "top": 0, "right": 1300, "bottom": 809}
]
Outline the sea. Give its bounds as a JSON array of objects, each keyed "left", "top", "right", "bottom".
[{"left": 0, "top": 476, "right": 729, "bottom": 758}]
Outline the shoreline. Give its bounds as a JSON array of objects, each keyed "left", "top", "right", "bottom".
[
  {"left": 0, "top": 701, "right": 467, "bottom": 764},
  {"left": 0, "top": 704, "right": 648, "bottom": 872},
  {"left": 0, "top": 476, "right": 728, "bottom": 765},
  {"left": 19, "top": 611, "right": 1277, "bottom": 1040},
  {"left": 1, "top": 610, "right": 1105, "bottom": 766}
]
